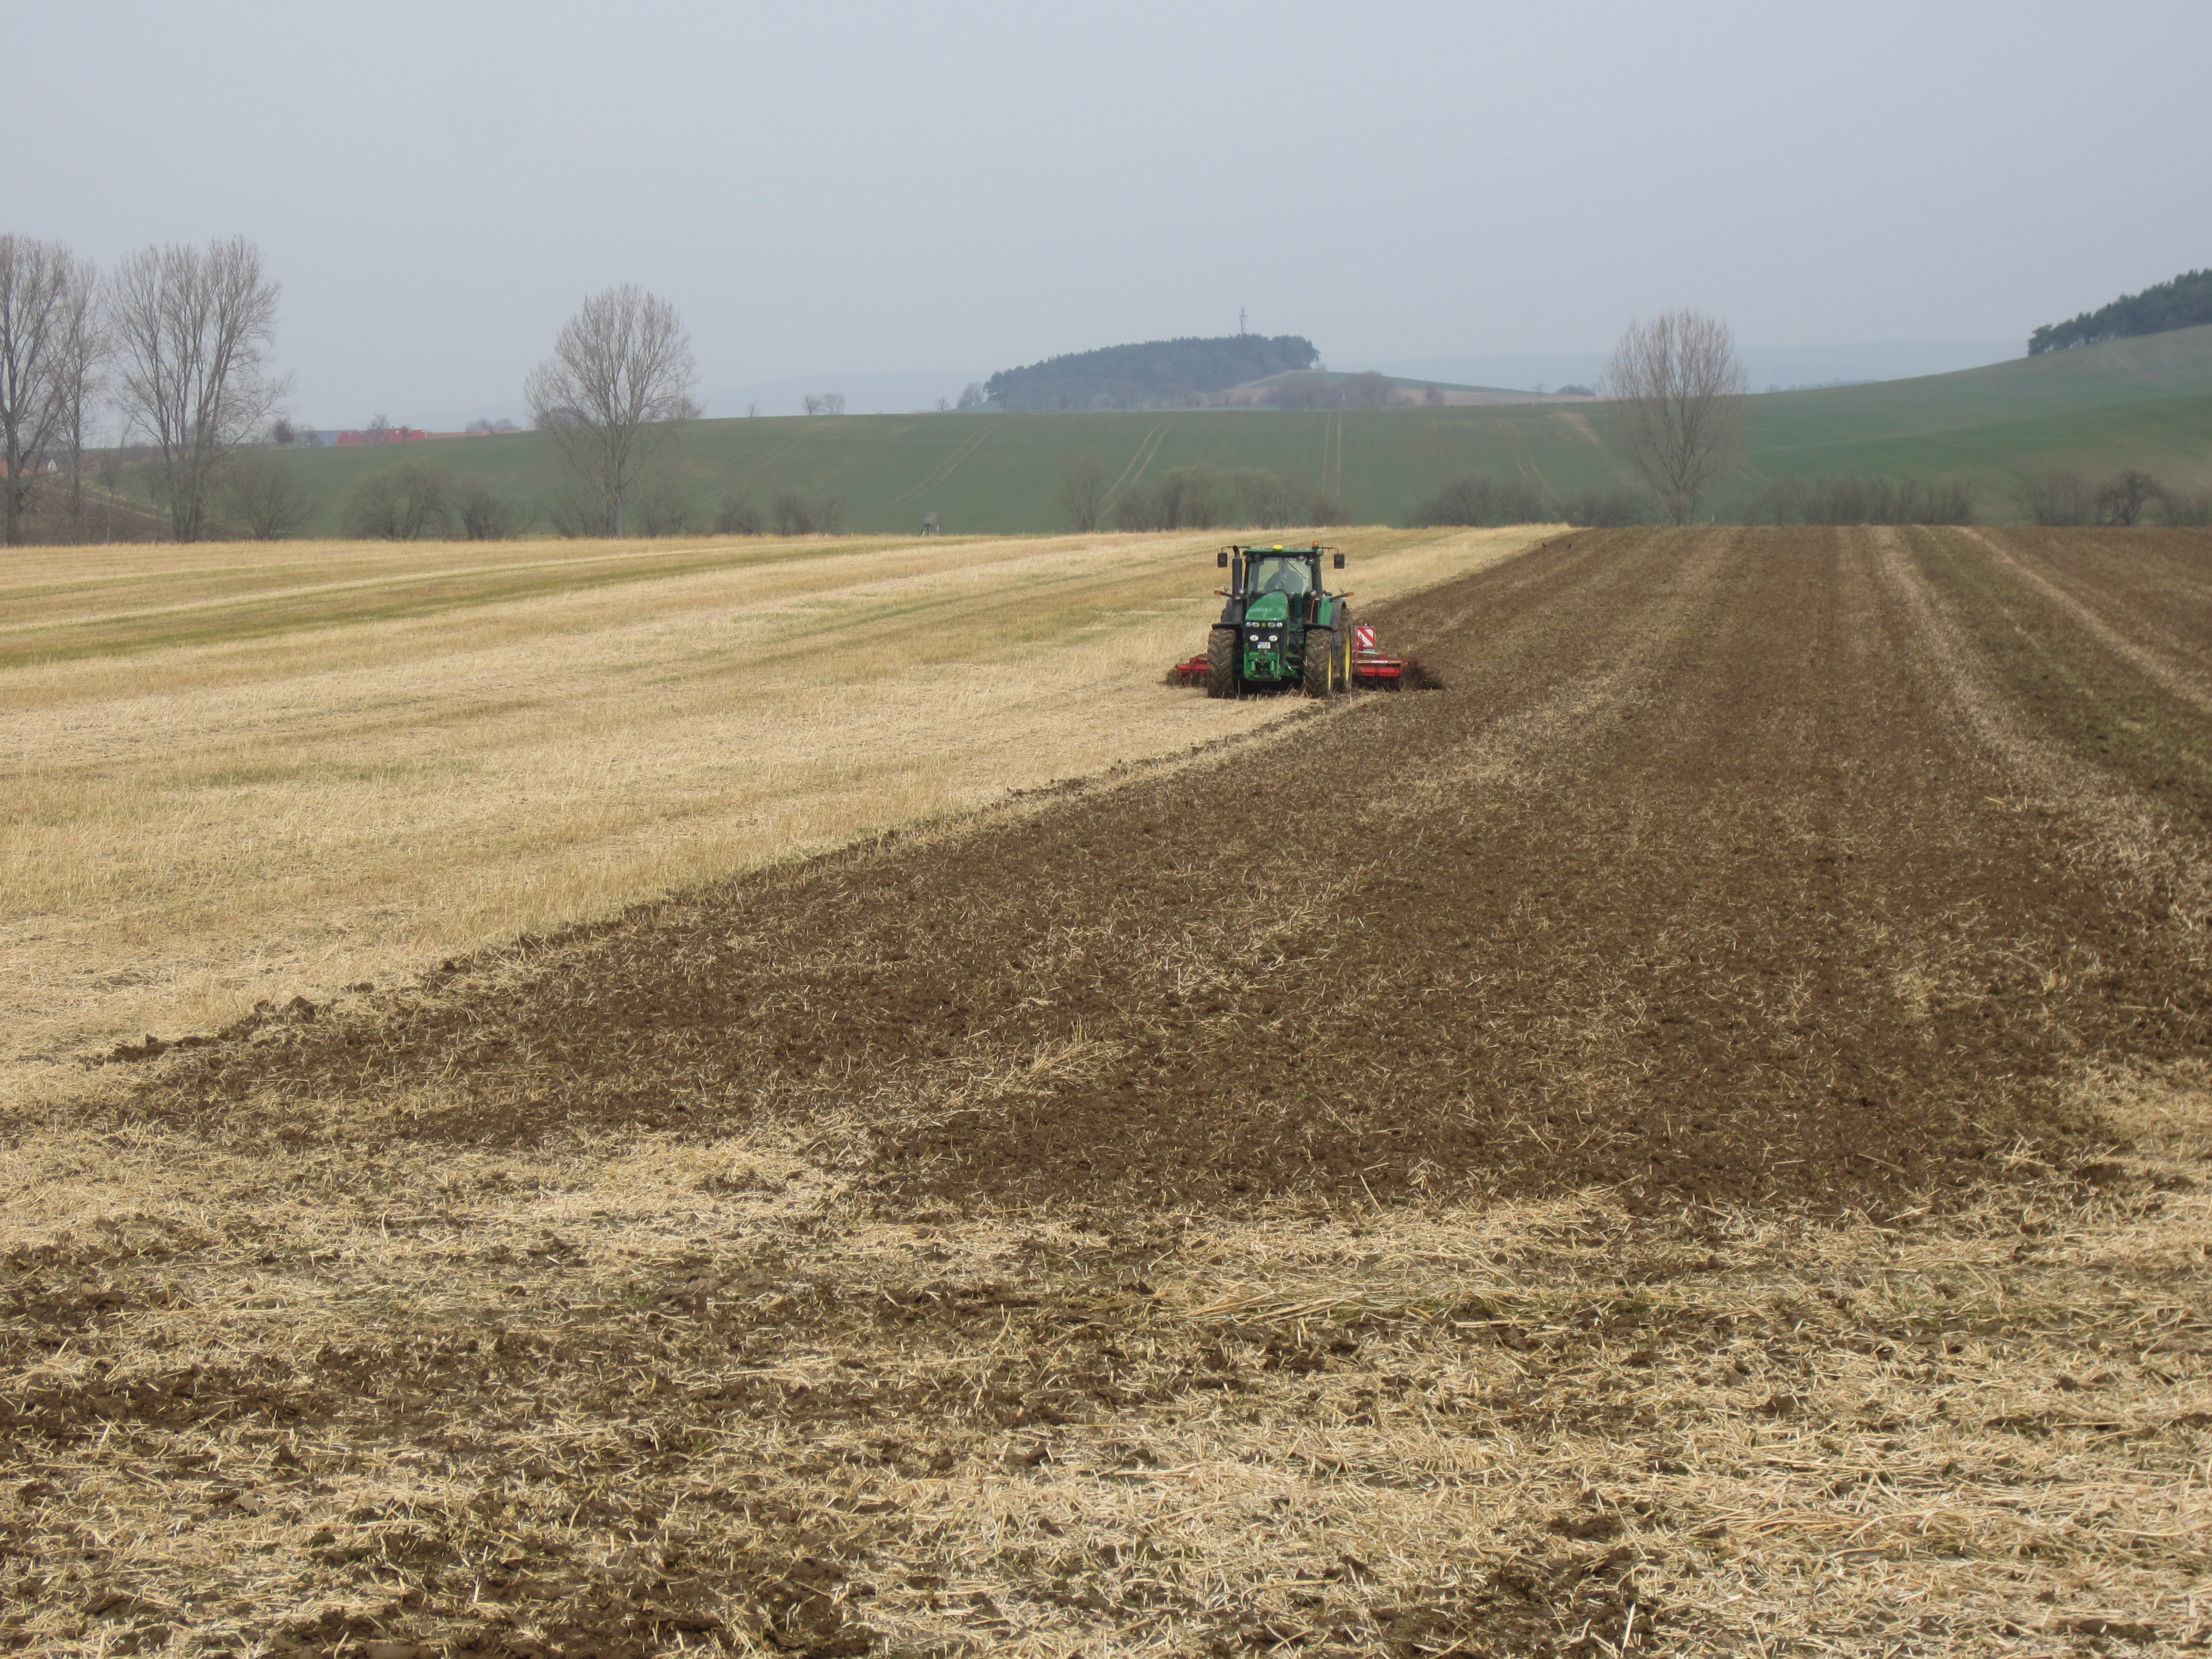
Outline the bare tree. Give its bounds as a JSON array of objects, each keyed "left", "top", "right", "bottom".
[
  {"left": 771, "top": 488, "right": 841, "bottom": 535},
  {"left": 714, "top": 490, "right": 764, "bottom": 534},
  {"left": 457, "top": 480, "right": 522, "bottom": 540},
  {"left": 525, "top": 284, "right": 698, "bottom": 536},
  {"left": 634, "top": 472, "right": 695, "bottom": 536},
  {"left": 1603, "top": 310, "right": 1747, "bottom": 525},
  {"left": 109, "top": 237, "right": 286, "bottom": 542},
  {"left": 220, "top": 451, "right": 318, "bottom": 539},
  {"left": 343, "top": 457, "right": 455, "bottom": 540},
  {"left": 2157, "top": 484, "right": 2212, "bottom": 527},
  {"left": 2095, "top": 469, "right": 2161, "bottom": 526},
  {"left": 0, "top": 236, "right": 98, "bottom": 545},
  {"left": 2016, "top": 465, "right": 2091, "bottom": 526},
  {"left": 1056, "top": 449, "right": 1108, "bottom": 531},
  {"left": 57, "top": 262, "right": 109, "bottom": 542}
]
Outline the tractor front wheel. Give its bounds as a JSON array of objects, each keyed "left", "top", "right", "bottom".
[
  {"left": 1206, "top": 627, "right": 1240, "bottom": 699},
  {"left": 1302, "top": 627, "right": 1337, "bottom": 698}
]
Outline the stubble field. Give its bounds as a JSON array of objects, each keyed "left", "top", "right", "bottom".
[
  {"left": 0, "top": 525, "right": 1533, "bottom": 1108},
  {"left": 3, "top": 526, "right": 2210, "bottom": 1657}
]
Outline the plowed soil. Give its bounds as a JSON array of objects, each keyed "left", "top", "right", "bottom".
[
  {"left": 123, "top": 528, "right": 2209, "bottom": 1209},
  {"left": 8, "top": 527, "right": 2212, "bottom": 1658}
]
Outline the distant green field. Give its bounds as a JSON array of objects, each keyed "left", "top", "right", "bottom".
[{"left": 265, "top": 325, "right": 2212, "bottom": 535}]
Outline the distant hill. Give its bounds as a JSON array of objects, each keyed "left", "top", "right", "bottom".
[
  {"left": 984, "top": 334, "right": 1318, "bottom": 410},
  {"left": 254, "top": 322, "right": 2212, "bottom": 536},
  {"left": 1375, "top": 342, "right": 2018, "bottom": 393},
  {"left": 2031, "top": 269, "right": 2212, "bottom": 355}
]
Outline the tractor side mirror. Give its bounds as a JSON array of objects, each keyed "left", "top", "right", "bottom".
[
  {"left": 1332, "top": 552, "right": 1345, "bottom": 570},
  {"left": 1217, "top": 550, "right": 1229, "bottom": 568}
]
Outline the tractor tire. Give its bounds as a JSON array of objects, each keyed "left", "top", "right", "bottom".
[
  {"left": 1303, "top": 627, "right": 1337, "bottom": 698},
  {"left": 1335, "top": 606, "right": 1355, "bottom": 690},
  {"left": 1206, "top": 627, "right": 1240, "bottom": 699}
]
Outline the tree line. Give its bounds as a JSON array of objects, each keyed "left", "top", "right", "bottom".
[
  {"left": 2015, "top": 465, "right": 2210, "bottom": 526},
  {"left": 332, "top": 460, "right": 848, "bottom": 543},
  {"left": 1050, "top": 452, "right": 1347, "bottom": 533},
  {"left": 0, "top": 233, "right": 285, "bottom": 545},
  {"left": 0, "top": 232, "right": 711, "bottom": 546},
  {"left": 2028, "top": 269, "right": 2212, "bottom": 356},
  {"left": 1409, "top": 474, "right": 1647, "bottom": 528},
  {"left": 19, "top": 248, "right": 2197, "bottom": 545}
]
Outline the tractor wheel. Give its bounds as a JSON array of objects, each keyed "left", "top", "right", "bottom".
[
  {"left": 1302, "top": 627, "right": 1337, "bottom": 698},
  {"left": 1205, "top": 627, "right": 1239, "bottom": 699},
  {"left": 1335, "top": 607, "right": 1355, "bottom": 690}
]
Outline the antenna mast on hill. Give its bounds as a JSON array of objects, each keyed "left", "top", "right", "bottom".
[{"left": 1239, "top": 306, "right": 1246, "bottom": 336}]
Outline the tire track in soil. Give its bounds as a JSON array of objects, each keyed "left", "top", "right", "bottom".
[
  {"left": 884, "top": 422, "right": 997, "bottom": 510},
  {"left": 1879, "top": 526, "right": 2212, "bottom": 977},
  {"left": 1961, "top": 526, "right": 2212, "bottom": 718},
  {"left": 1907, "top": 526, "right": 2212, "bottom": 840},
  {"left": 119, "top": 529, "right": 2209, "bottom": 1217},
  {"left": 1099, "top": 418, "right": 1176, "bottom": 513}
]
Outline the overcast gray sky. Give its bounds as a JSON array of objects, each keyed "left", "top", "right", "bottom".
[{"left": 14, "top": 0, "right": 2209, "bottom": 425}]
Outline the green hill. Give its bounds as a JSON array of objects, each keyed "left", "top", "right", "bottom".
[
  {"left": 262, "top": 324, "right": 2212, "bottom": 536},
  {"left": 1743, "top": 321, "right": 2212, "bottom": 482}
]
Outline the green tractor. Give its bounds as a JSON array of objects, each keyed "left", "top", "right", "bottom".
[{"left": 1204, "top": 543, "right": 1354, "bottom": 699}]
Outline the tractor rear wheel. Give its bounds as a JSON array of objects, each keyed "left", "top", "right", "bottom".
[
  {"left": 1335, "top": 607, "right": 1355, "bottom": 690},
  {"left": 1302, "top": 627, "right": 1337, "bottom": 697},
  {"left": 1205, "top": 627, "right": 1239, "bottom": 699}
]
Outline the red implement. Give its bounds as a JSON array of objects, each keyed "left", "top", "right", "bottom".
[
  {"left": 1172, "top": 623, "right": 1405, "bottom": 688},
  {"left": 1351, "top": 622, "right": 1405, "bottom": 688}
]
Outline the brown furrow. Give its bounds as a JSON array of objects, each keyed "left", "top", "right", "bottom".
[{"left": 1960, "top": 526, "right": 2212, "bottom": 717}]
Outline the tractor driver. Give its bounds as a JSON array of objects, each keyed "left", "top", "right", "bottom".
[{"left": 1250, "top": 556, "right": 1312, "bottom": 598}]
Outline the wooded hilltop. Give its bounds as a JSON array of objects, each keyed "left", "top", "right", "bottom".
[
  {"left": 2030, "top": 267, "right": 2212, "bottom": 354},
  {"left": 984, "top": 333, "right": 1318, "bottom": 410}
]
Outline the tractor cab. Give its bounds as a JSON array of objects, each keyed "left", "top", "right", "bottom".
[
  {"left": 1217, "top": 544, "right": 1338, "bottom": 625},
  {"left": 1243, "top": 550, "right": 1319, "bottom": 603}
]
